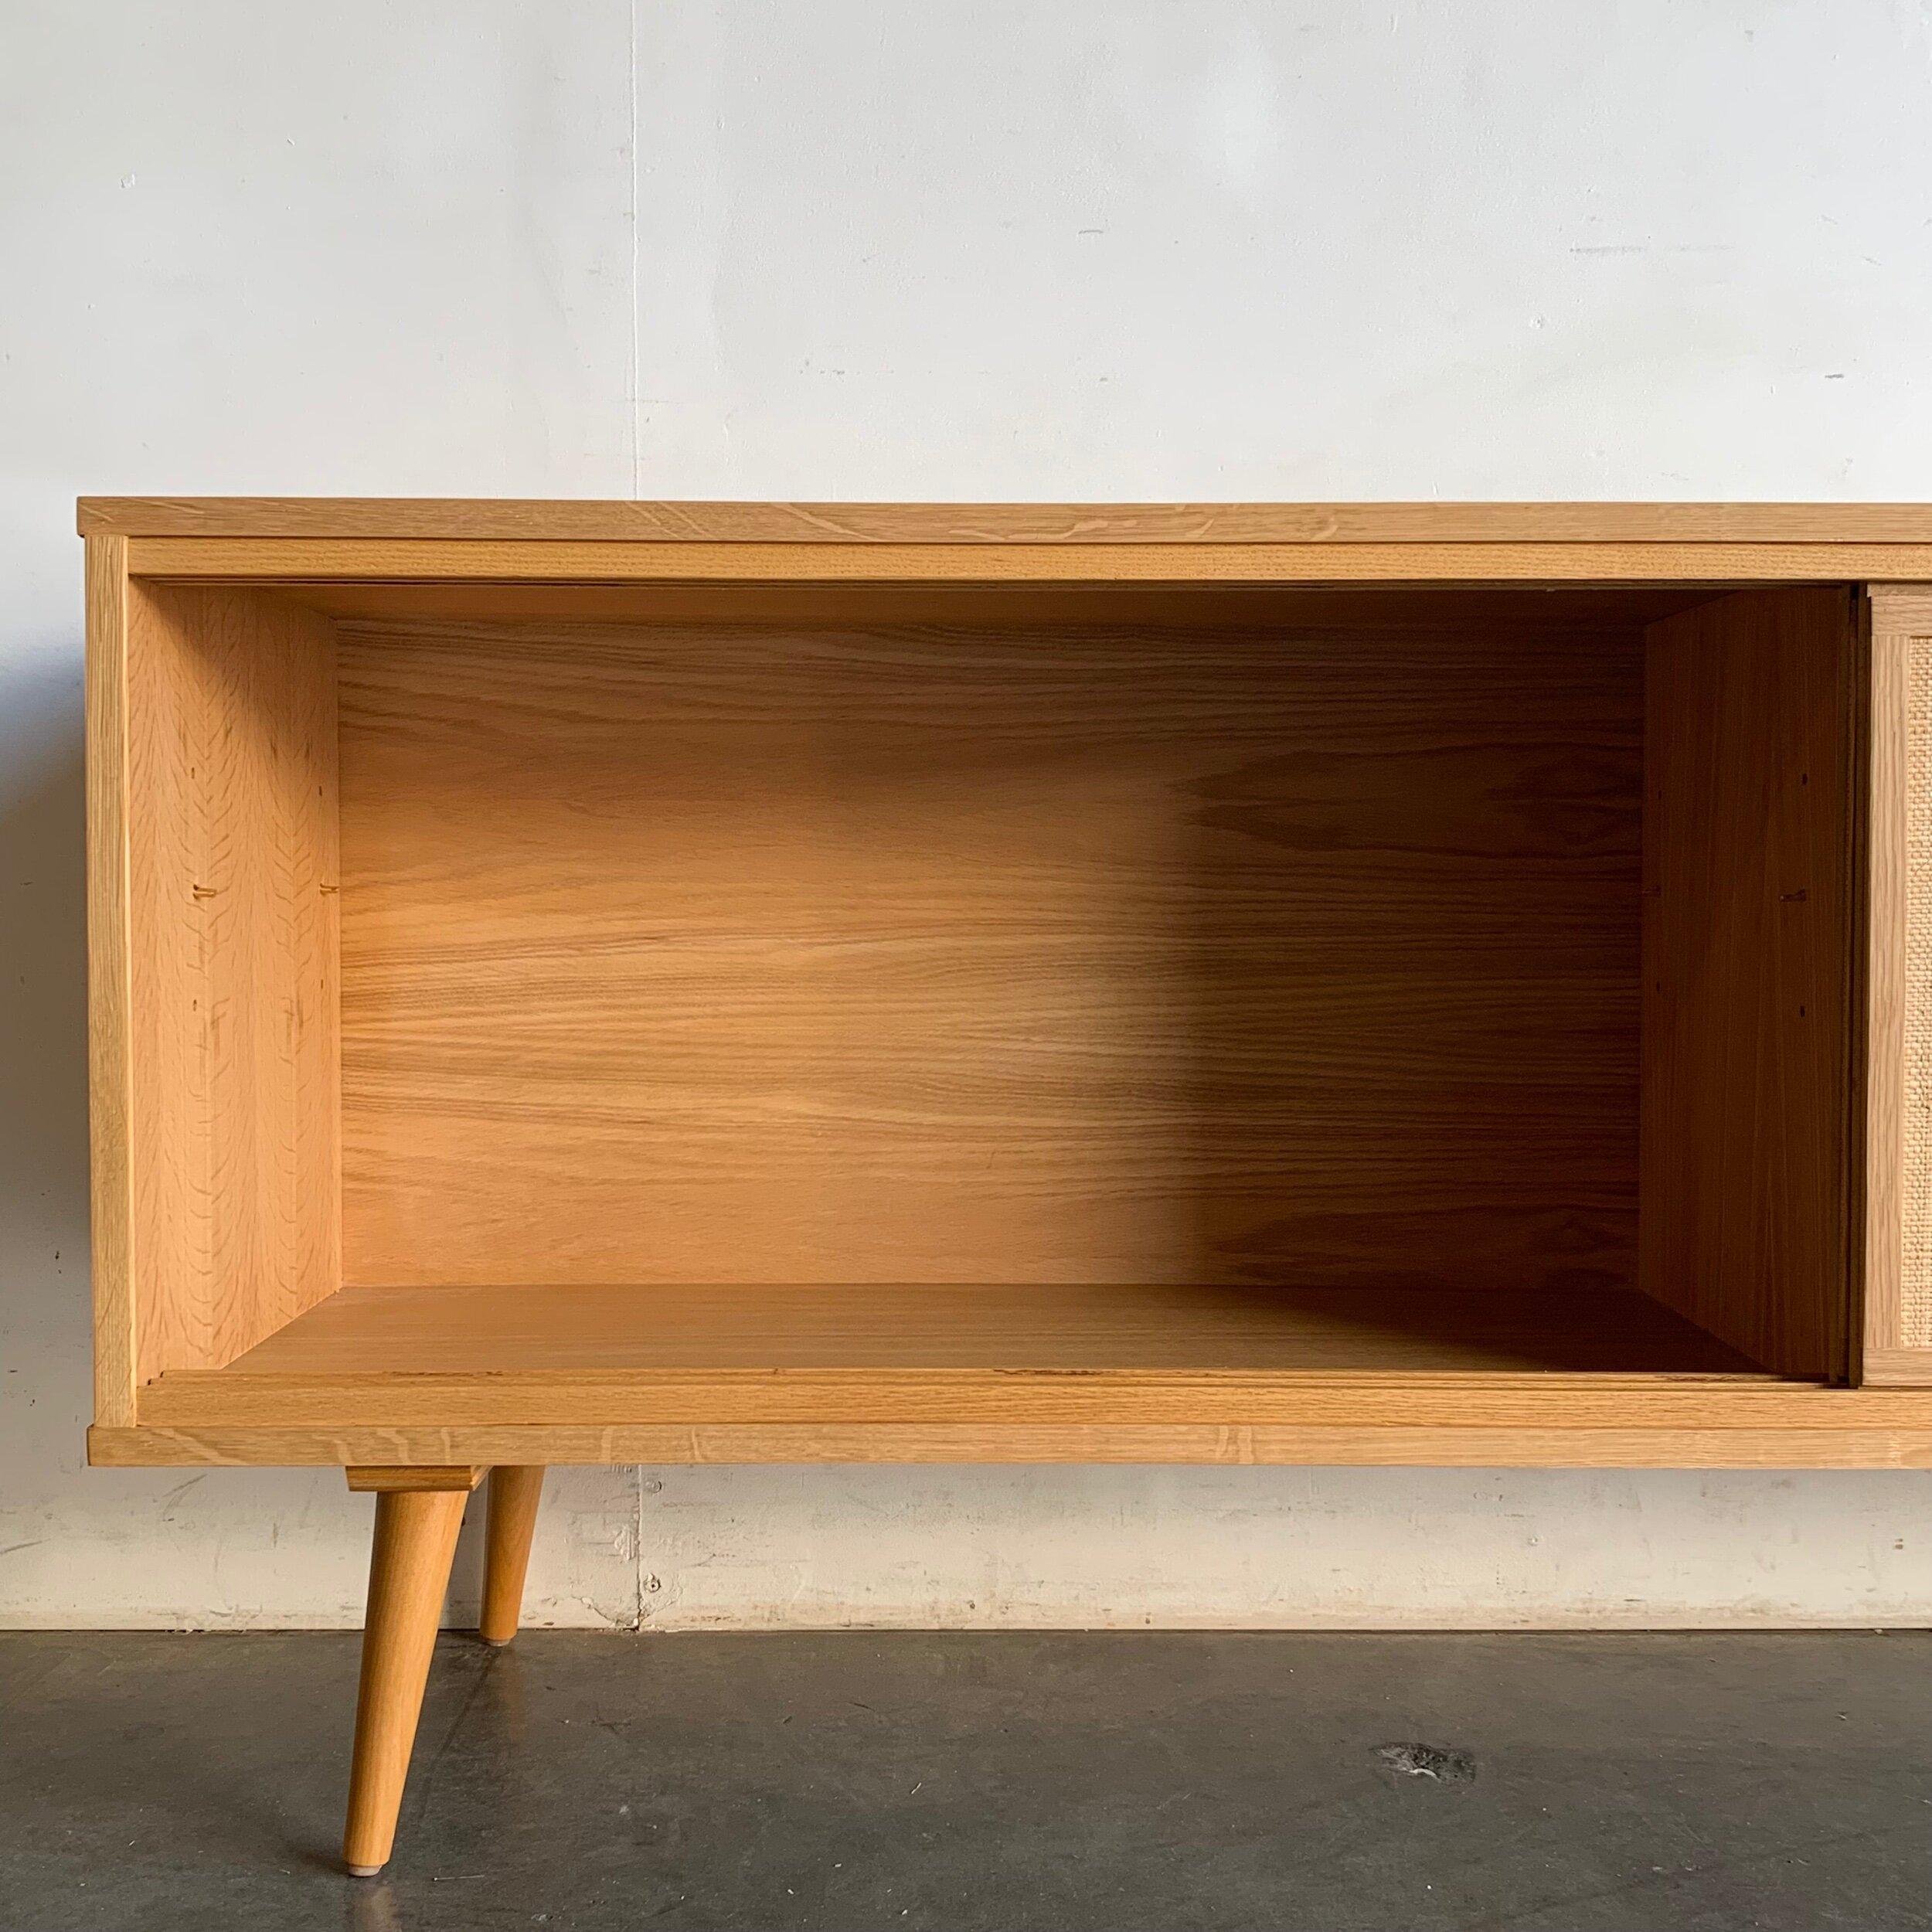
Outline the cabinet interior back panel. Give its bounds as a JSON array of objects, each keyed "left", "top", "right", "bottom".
[{"left": 335, "top": 616, "right": 1644, "bottom": 1291}]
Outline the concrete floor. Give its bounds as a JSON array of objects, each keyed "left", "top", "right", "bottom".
[{"left": 1, "top": 1632, "right": 1927, "bottom": 1931}]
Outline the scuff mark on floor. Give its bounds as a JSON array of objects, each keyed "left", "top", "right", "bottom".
[{"left": 1375, "top": 1741, "right": 1476, "bottom": 1784}]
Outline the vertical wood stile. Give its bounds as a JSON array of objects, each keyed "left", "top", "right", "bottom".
[
  {"left": 1862, "top": 588, "right": 1932, "bottom": 1382},
  {"left": 85, "top": 534, "right": 138, "bottom": 1425}
]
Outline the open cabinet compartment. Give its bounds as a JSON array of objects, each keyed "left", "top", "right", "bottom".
[
  {"left": 81, "top": 501, "right": 1932, "bottom": 1881},
  {"left": 94, "top": 572, "right": 1868, "bottom": 1440}
]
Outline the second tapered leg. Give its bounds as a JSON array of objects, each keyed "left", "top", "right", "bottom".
[
  {"left": 343, "top": 1478, "right": 474, "bottom": 1876},
  {"left": 479, "top": 1464, "right": 545, "bottom": 1646}
]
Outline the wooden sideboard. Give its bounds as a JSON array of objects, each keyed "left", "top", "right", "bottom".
[{"left": 79, "top": 498, "right": 1932, "bottom": 1872}]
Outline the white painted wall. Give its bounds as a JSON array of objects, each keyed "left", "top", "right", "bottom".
[{"left": 5, "top": 0, "right": 1932, "bottom": 1631}]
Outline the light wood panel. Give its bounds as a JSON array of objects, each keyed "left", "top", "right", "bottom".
[
  {"left": 1639, "top": 588, "right": 1862, "bottom": 1378},
  {"left": 120, "top": 535, "right": 1932, "bottom": 584},
  {"left": 87, "top": 1419, "right": 1932, "bottom": 1471},
  {"left": 211, "top": 1282, "right": 1758, "bottom": 1377},
  {"left": 1861, "top": 588, "right": 1932, "bottom": 1378},
  {"left": 86, "top": 536, "right": 138, "bottom": 1424},
  {"left": 153, "top": 1366, "right": 1870, "bottom": 1432},
  {"left": 1864, "top": 1349, "right": 1932, "bottom": 1386},
  {"left": 281, "top": 580, "right": 1716, "bottom": 631},
  {"left": 124, "top": 1277, "right": 1932, "bottom": 1437},
  {"left": 85, "top": 502, "right": 1932, "bottom": 1478},
  {"left": 121, "top": 583, "right": 342, "bottom": 1376},
  {"left": 337, "top": 617, "right": 1644, "bottom": 1292},
  {"left": 345, "top": 1464, "right": 485, "bottom": 1494},
  {"left": 78, "top": 497, "right": 1932, "bottom": 543}
]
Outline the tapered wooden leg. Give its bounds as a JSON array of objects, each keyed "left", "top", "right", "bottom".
[
  {"left": 479, "top": 1465, "right": 545, "bottom": 1645},
  {"left": 342, "top": 1476, "right": 474, "bottom": 1876}
]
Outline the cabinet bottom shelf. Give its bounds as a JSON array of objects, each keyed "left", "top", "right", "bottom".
[
  {"left": 103, "top": 1264, "right": 1932, "bottom": 1471},
  {"left": 221, "top": 1280, "right": 1756, "bottom": 1378},
  {"left": 134, "top": 1277, "right": 1768, "bottom": 1424},
  {"left": 124, "top": 1283, "right": 1932, "bottom": 1470}
]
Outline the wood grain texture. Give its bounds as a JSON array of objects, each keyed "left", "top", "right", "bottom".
[
  {"left": 77, "top": 498, "right": 1932, "bottom": 543},
  {"left": 344, "top": 1464, "right": 485, "bottom": 1493},
  {"left": 151, "top": 1366, "right": 1863, "bottom": 1431},
  {"left": 208, "top": 1282, "right": 1758, "bottom": 1377},
  {"left": 1639, "top": 588, "right": 1862, "bottom": 1379},
  {"left": 342, "top": 1486, "right": 468, "bottom": 1875},
  {"left": 1863, "top": 1347, "right": 1932, "bottom": 1385},
  {"left": 85, "top": 536, "right": 138, "bottom": 1425},
  {"left": 281, "top": 580, "right": 1717, "bottom": 631},
  {"left": 1862, "top": 588, "right": 1932, "bottom": 1377},
  {"left": 336, "top": 616, "right": 1644, "bottom": 1292},
  {"left": 123, "top": 583, "right": 342, "bottom": 1377},
  {"left": 1897, "top": 624, "right": 1932, "bottom": 1348},
  {"left": 119, "top": 535, "right": 1932, "bottom": 584},
  {"left": 156, "top": 1368, "right": 1916, "bottom": 1432},
  {"left": 1862, "top": 595, "right": 1909, "bottom": 1374},
  {"left": 86, "top": 506, "right": 1932, "bottom": 1475},
  {"left": 141, "top": 1281, "right": 1932, "bottom": 1440},
  {"left": 87, "top": 1420, "right": 1932, "bottom": 1470},
  {"left": 479, "top": 1465, "right": 544, "bottom": 1645}
]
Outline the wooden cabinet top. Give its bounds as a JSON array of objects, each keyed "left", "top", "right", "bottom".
[{"left": 75, "top": 498, "right": 1932, "bottom": 545}]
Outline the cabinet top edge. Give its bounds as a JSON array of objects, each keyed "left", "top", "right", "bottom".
[{"left": 76, "top": 497, "right": 1932, "bottom": 545}]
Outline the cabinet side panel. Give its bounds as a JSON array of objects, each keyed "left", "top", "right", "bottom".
[
  {"left": 86, "top": 536, "right": 137, "bottom": 1425},
  {"left": 1640, "top": 587, "right": 1861, "bottom": 1378},
  {"left": 126, "top": 583, "right": 341, "bottom": 1377}
]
